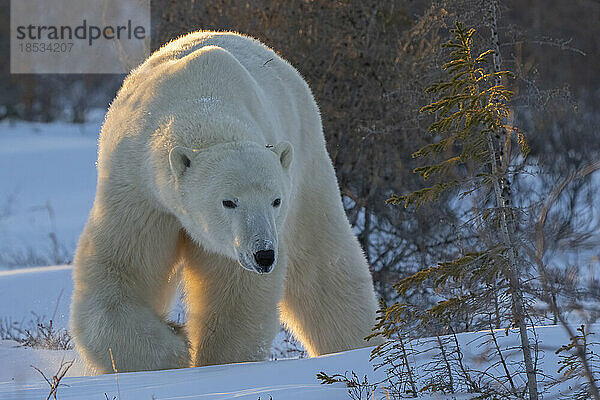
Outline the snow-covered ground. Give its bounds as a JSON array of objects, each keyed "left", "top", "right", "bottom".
[
  {"left": 0, "top": 119, "right": 100, "bottom": 268},
  {"left": 0, "top": 265, "right": 378, "bottom": 399},
  {"left": 0, "top": 264, "right": 594, "bottom": 399},
  {"left": 0, "top": 118, "right": 596, "bottom": 399}
]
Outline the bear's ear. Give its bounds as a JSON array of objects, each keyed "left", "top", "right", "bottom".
[
  {"left": 169, "top": 146, "right": 195, "bottom": 178},
  {"left": 270, "top": 141, "right": 293, "bottom": 170}
]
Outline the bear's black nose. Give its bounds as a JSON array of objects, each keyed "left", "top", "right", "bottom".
[{"left": 254, "top": 250, "right": 275, "bottom": 268}]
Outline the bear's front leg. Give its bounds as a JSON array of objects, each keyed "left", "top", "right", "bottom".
[
  {"left": 70, "top": 202, "right": 191, "bottom": 373},
  {"left": 182, "top": 240, "right": 286, "bottom": 366}
]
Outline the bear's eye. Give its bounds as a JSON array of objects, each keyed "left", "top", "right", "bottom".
[
  {"left": 222, "top": 200, "right": 237, "bottom": 209},
  {"left": 272, "top": 198, "right": 281, "bottom": 208}
]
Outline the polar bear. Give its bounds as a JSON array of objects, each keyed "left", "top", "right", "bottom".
[{"left": 70, "top": 31, "right": 380, "bottom": 373}]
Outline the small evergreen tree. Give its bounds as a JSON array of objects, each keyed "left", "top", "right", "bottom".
[
  {"left": 319, "top": 18, "right": 600, "bottom": 400},
  {"left": 383, "top": 21, "right": 539, "bottom": 399}
]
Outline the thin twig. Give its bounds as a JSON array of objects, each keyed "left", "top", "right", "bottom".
[
  {"left": 31, "top": 358, "right": 75, "bottom": 400},
  {"left": 488, "top": 320, "right": 518, "bottom": 395},
  {"left": 109, "top": 348, "right": 122, "bottom": 400},
  {"left": 436, "top": 335, "right": 455, "bottom": 393}
]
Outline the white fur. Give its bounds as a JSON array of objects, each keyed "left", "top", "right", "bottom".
[{"left": 70, "top": 31, "right": 381, "bottom": 373}]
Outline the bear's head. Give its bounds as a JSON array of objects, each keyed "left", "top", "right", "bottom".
[{"left": 168, "top": 141, "right": 293, "bottom": 274}]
